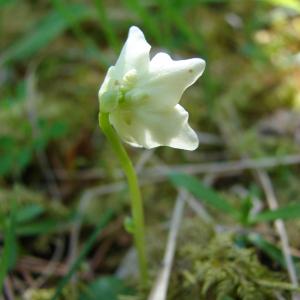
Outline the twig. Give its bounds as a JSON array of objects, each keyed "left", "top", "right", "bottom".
[
  {"left": 116, "top": 248, "right": 138, "bottom": 279},
  {"left": 16, "top": 257, "right": 68, "bottom": 277},
  {"left": 146, "top": 154, "right": 300, "bottom": 178},
  {"left": 196, "top": 131, "right": 223, "bottom": 145},
  {"left": 57, "top": 153, "right": 300, "bottom": 200},
  {"left": 185, "top": 196, "right": 214, "bottom": 224},
  {"left": 3, "top": 277, "right": 14, "bottom": 300},
  {"left": 257, "top": 170, "right": 299, "bottom": 299},
  {"left": 31, "top": 238, "right": 65, "bottom": 288},
  {"left": 148, "top": 190, "right": 186, "bottom": 300},
  {"left": 135, "top": 149, "right": 154, "bottom": 174},
  {"left": 55, "top": 154, "right": 300, "bottom": 181}
]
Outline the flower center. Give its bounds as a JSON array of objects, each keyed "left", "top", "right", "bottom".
[
  {"left": 122, "top": 69, "right": 138, "bottom": 90},
  {"left": 99, "top": 68, "right": 149, "bottom": 113}
]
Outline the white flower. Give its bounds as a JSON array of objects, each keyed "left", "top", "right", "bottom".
[{"left": 98, "top": 26, "right": 205, "bottom": 150}]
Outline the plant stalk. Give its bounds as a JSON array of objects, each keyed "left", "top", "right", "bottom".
[{"left": 99, "top": 112, "right": 148, "bottom": 286}]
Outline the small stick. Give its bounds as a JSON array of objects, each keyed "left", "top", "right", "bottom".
[
  {"left": 148, "top": 189, "right": 186, "bottom": 300},
  {"left": 257, "top": 170, "right": 299, "bottom": 299},
  {"left": 185, "top": 195, "right": 214, "bottom": 224},
  {"left": 55, "top": 154, "right": 300, "bottom": 181},
  {"left": 3, "top": 277, "right": 14, "bottom": 300},
  {"left": 32, "top": 238, "right": 65, "bottom": 288},
  {"left": 147, "top": 154, "right": 300, "bottom": 178}
]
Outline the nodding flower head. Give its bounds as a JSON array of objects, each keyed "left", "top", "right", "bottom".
[{"left": 98, "top": 26, "right": 205, "bottom": 150}]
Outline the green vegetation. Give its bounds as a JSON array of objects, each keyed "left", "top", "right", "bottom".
[{"left": 1, "top": 0, "right": 300, "bottom": 299}]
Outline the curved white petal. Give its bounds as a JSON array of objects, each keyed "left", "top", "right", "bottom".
[
  {"left": 98, "top": 66, "right": 116, "bottom": 97},
  {"left": 109, "top": 104, "right": 199, "bottom": 150},
  {"left": 114, "top": 26, "right": 151, "bottom": 77},
  {"left": 137, "top": 53, "right": 205, "bottom": 110}
]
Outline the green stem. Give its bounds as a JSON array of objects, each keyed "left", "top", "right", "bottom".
[{"left": 99, "top": 112, "right": 148, "bottom": 286}]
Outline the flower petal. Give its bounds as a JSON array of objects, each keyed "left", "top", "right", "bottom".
[
  {"left": 136, "top": 53, "right": 205, "bottom": 110},
  {"left": 109, "top": 104, "right": 199, "bottom": 150},
  {"left": 98, "top": 66, "right": 116, "bottom": 97},
  {"left": 114, "top": 26, "right": 151, "bottom": 77}
]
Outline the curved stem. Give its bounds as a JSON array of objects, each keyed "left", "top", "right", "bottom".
[{"left": 99, "top": 112, "right": 148, "bottom": 286}]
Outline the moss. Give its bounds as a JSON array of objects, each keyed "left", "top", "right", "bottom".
[
  {"left": 167, "top": 219, "right": 293, "bottom": 300},
  {"left": 0, "top": 184, "right": 68, "bottom": 217}
]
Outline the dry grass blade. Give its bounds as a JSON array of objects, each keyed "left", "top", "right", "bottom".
[
  {"left": 257, "top": 170, "right": 300, "bottom": 300},
  {"left": 55, "top": 154, "right": 300, "bottom": 181},
  {"left": 148, "top": 189, "right": 186, "bottom": 300}
]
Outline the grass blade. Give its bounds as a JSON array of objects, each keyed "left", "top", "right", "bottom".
[
  {"left": 92, "top": 0, "right": 120, "bottom": 53},
  {"left": 122, "top": 0, "right": 163, "bottom": 44},
  {"left": 0, "top": 199, "right": 17, "bottom": 292},
  {"left": 251, "top": 203, "right": 300, "bottom": 223},
  {"left": 15, "top": 203, "right": 45, "bottom": 224},
  {"left": 51, "top": 0, "right": 109, "bottom": 67},
  {"left": 248, "top": 233, "right": 286, "bottom": 267},
  {"left": 169, "top": 172, "right": 238, "bottom": 217},
  {"left": 1, "top": 4, "right": 93, "bottom": 65}
]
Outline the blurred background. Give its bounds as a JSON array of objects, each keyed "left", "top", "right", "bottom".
[{"left": 1, "top": 0, "right": 300, "bottom": 299}]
